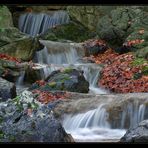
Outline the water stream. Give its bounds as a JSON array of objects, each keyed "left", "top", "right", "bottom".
[{"left": 17, "top": 11, "right": 147, "bottom": 142}]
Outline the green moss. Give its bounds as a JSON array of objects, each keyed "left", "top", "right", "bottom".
[
  {"left": 131, "top": 58, "right": 147, "bottom": 66},
  {"left": 9, "top": 135, "right": 16, "bottom": 142},
  {"left": 142, "top": 66, "right": 148, "bottom": 75},
  {"left": 0, "top": 130, "right": 4, "bottom": 139},
  {"left": 63, "top": 68, "right": 73, "bottom": 74},
  {"left": 40, "top": 21, "right": 95, "bottom": 42},
  {"left": 48, "top": 82, "right": 56, "bottom": 88}
]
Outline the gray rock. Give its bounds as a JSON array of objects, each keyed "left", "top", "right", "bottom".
[
  {"left": 0, "top": 91, "right": 74, "bottom": 142},
  {"left": 120, "top": 120, "right": 148, "bottom": 142},
  {"left": 0, "top": 77, "right": 16, "bottom": 101}
]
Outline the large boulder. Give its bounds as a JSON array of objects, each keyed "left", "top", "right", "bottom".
[
  {"left": 29, "top": 68, "right": 89, "bottom": 93},
  {"left": 67, "top": 6, "right": 116, "bottom": 31},
  {"left": 120, "top": 120, "right": 148, "bottom": 142},
  {"left": 96, "top": 7, "right": 148, "bottom": 48},
  {"left": 0, "top": 57, "right": 30, "bottom": 82},
  {"left": 39, "top": 21, "right": 95, "bottom": 42},
  {"left": 0, "top": 90, "right": 73, "bottom": 142},
  {"left": 0, "top": 77, "right": 16, "bottom": 101},
  {"left": 0, "top": 27, "right": 42, "bottom": 61},
  {"left": 0, "top": 6, "right": 13, "bottom": 28}
]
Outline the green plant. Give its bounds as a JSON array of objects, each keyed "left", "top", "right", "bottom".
[{"left": 131, "top": 58, "right": 147, "bottom": 66}]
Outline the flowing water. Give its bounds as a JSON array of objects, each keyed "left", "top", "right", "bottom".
[
  {"left": 18, "top": 11, "right": 147, "bottom": 142},
  {"left": 19, "top": 10, "right": 70, "bottom": 36},
  {"left": 63, "top": 103, "right": 146, "bottom": 142}
]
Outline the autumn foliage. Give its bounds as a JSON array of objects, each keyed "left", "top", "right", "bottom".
[
  {"left": 32, "top": 89, "right": 69, "bottom": 104},
  {"left": 0, "top": 53, "right": 21, "bottom": 63},
  {"left": 87, "top": 48, "right": 119, "bottom": 64},
  {"left": 99, "top": 53, "right": 148, "bottom": 93}
]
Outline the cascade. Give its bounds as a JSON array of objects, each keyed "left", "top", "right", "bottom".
[{"left": 18, "top": 10, "right": 70, "bottom": 36}]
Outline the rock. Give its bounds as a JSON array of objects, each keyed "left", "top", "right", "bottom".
[
  {"left": 120, "top": 120, "right": 148, "bottom": 142},
  {"left": 0, "top": 77, "right": 16, "bottom": 101},
  {"left": 97, "top": 7, "right": 148, "bottom": 48},
  {"left": 115, "top": 46, "right": 137, "bottom": 54},
  {"left": 67, "top": 6, "right": 116, "bottom": 30},
  {"left": 0, "top": 91, "right": 74, "bottom": 142},
  {"left": 0, "top": 58, "right": 29, "bottom": 82},
  {"left": 29, "top": 68, "right": 89, "bottom": 93},
  {"left": 29, "top": 6, "right": 66, "bottom": 12},
  {"left": 82, "top": 39, "right": 109, "bottom": 56},
  {"left": 0, "top": 6, "right": 13, "bottom": 28},
  {"left": 40, "top": 21, "right": 95, "bottom": 42},
  {"left": 0, "top": 27, "right": 43, "bottom": 61},
  {"left": 135, "top": 46, "right": 148, "bottom": 60}
]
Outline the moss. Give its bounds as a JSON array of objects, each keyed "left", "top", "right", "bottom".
[
  {"left": 40, "top": 21, "right": 95, "bottom": 42},
  {"left": 48, "top": 82, "right": 56, "bottom": 88},
  {"left": 131, "top": 58, "right": 148, "bottom": 76},
  {"left": 142, "top": 66, "right": 148, "bottom": 75},
  {"left": 9, "top": 135, "right": 16, "bottom": 142},
  {"left": 131, "top": 58, "right": 147, "bottom": 66},
  {"left": 63, "top": 68, "right": 73, "bottom": 74},
  {"left": 0, "top": 130, "right": 4, "bottom": 139}
]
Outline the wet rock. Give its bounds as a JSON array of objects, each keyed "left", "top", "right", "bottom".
[
  {"left": 29, "top": 68, "right": 89, "bottom": 93},
  {"left": 0, "top": 27, "right": 42, "bottom": 61},
  {"left": 0, "top": 91, "right": 73, "bottom": 142},
  {"left": 0, "top": 77, "right": 16, "bottom": 101},
  {"left": 120, "top": 120, "right": 148, "bottom": 142},
  {"left": 82, "top": 39, "right": 108, "bottom": 56},
  {"left": 0, "top": 58, "right": 29, "bottom": 82}
]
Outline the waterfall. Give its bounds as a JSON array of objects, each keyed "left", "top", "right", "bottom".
[
  {"left": 120, "top": 103, "right": 146, "bottom": 129},
  {"left": 18, "top": 10, "right": 70, "bottom": 36},
  {"left": 36, "top": 46, "right": 80, "bottom": 65},
  {"left": 15, "top": 71, "right": 25, "bottom": 86},
  {"left": 34, "top": 40, "right": 108, "bottom": 94},
  {"left": 63, "top": 104, "right": 110, "bottom": 130},
  {"left": 74, "top": 64, "right": 107, "bottom": 94},
  {"left": 63, "top": 104, "right": 126, "bottom": 142}
]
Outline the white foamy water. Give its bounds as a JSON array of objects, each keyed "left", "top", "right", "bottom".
[
  {"left": 63, "top": 104, "right": 126, "bottom": 142},
  {"left": 67, "top": 128, "right": 126, "bottom": 142}
]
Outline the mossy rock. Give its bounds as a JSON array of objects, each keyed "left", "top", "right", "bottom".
[
  {"left": 96, "top": 7, "right": 148, "bottom": 48},
  {"left": 135, "top": 46, "right": 148, "bottom": 60},
  {"left": 0, "top": 27, "right": 42, "bottom": 61},
  {"left": 0, "top": 5, "right": 13, "bottom": 28},
  {"left": 40, "top": 21, "right": 95, "bottom": 42},
  {"left": 30, "top": 68, "right": 89, "bottom": 93},
  {"left": 67, "top": 6, "right": 117, "bottom": 31}
]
